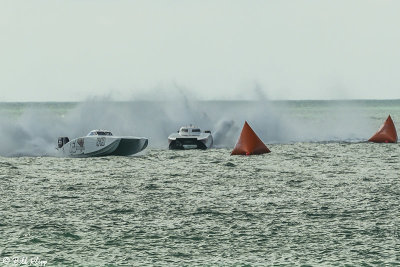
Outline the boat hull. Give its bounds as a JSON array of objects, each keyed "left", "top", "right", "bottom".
[
  {"left": 168, "top": 135, "right": 213, "bottom": 150},
  {"left": 110, "top": 138, "right": 148, "bottom": 156},
  {"left": 58, "top": 136, "right": 148, "bottom": 157}
]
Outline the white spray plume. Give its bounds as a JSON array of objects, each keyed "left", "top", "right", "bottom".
[{"left": 0, "top": 91, "right": 385, "bottom": 157}]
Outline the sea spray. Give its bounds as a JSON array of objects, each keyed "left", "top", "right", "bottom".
[
  {"left": 0, "top": 108, "right": 65, "bottom": 157},
  {"left": 0, "top": 99, "right": 383, "bottom": 157}
]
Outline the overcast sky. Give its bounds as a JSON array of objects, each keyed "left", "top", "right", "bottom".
[{"left": 1, "top": 0, "right": 399, "bottom": 101}]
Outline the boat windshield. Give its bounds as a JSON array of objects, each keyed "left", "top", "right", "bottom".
[
  {"left": 88, "top": 130, "right": 113, "bottom": 136},
  {"left": 179, "top": 127, "right": 202, "bottom": 135}
]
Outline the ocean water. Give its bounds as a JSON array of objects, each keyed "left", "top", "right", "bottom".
[{"left": 0, "top": 100, "right": 399, "bottom": 266}]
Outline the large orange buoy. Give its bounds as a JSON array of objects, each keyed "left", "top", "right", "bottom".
[
  {"left": 368, "top": 115, "right": 398, "bottom": 143},
  {"left": 231, "top": 121, "right": 271, "bottom": 155}
]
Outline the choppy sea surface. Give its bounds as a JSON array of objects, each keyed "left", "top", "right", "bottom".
[{"left": 1, "top": 100, "right": 399, "bottom": 266}]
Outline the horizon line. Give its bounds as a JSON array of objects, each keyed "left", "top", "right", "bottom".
[{"left": 1, "top": 98, "right": 400, "bottom": 104}]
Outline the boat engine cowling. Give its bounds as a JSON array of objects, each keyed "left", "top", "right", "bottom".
[{"left": 58, "top": 137, "right": 70, "bottom": 148}]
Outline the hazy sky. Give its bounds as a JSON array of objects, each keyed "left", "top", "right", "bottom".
[{"left": 1, "top": 0, "right": 400, "bottom": 101}]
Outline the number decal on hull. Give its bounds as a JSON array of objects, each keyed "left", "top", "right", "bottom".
[{"left": 96, "top": 137, "right": 106, "bottom": 146}]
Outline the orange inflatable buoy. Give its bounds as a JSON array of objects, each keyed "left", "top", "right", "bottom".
[
  {"left": 368, "top": 115, "right": 398, "bottom": 143},
  {"left": 231, "top": 121, "right": 271, "bottom": 155}
]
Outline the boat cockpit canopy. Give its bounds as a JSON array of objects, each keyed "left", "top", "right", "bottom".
[
  {"left": 179, "top": 126, "right": 201, "bottom": 136},
  {"left": 87, "top": 130, "right": 113, "bottom": 136}
]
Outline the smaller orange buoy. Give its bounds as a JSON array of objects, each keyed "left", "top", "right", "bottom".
[
  {"left": 368, "top": 115, "right": 398, "bottom": 143},
  {"left": 231, "top": 121, "right": 271, "bottom": 155}
]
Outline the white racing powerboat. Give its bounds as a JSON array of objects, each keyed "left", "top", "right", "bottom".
[
  {"left": 57, "top": 130, "right": 148, "bottom": 157},
  {"left": 168, "top": 125, "right": 213, "bottom": 150}
]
